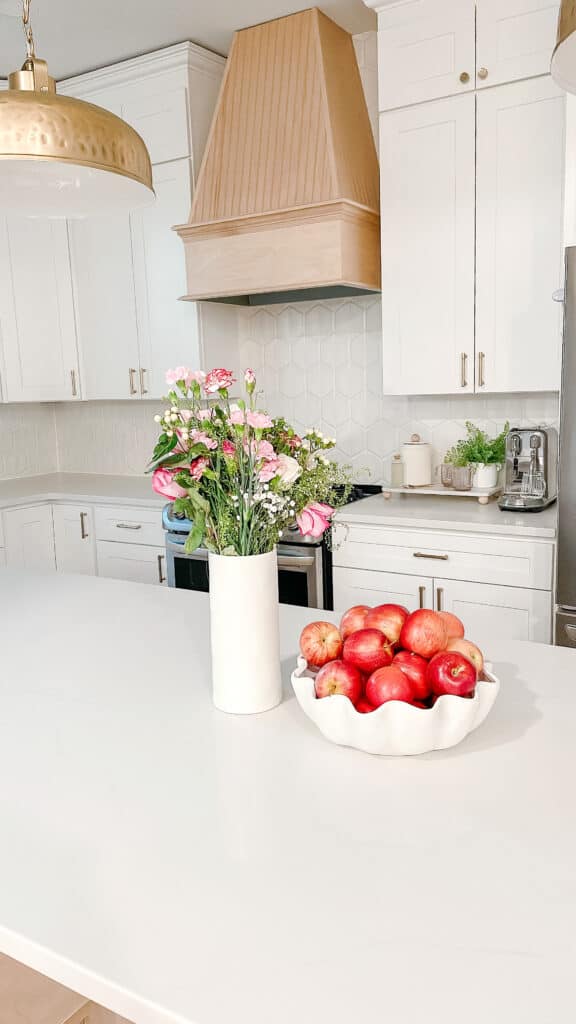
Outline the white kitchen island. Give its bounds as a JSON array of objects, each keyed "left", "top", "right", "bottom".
[{"left": 0, "top": 571, "right": 574, "bottom": 1024}]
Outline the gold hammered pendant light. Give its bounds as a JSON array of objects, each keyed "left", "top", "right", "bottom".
[
  {"left": 0, "top": 0, "right": 154, "bottom": 216},
  {"left": 552, "top": 1, "right": 576, "bottom": 93}
]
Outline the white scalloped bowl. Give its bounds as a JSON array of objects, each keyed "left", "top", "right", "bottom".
[{"left": 291, "top": 656, "right": 500, "bottom": 756}]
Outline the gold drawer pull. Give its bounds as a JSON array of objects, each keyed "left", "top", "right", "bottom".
[
  {"left": 129, "top": 367, "right": 138, "bottom": 395},
  {"left": 418, "top": 585, "right": 426, "bottom": 609},
  {"left": 413, "top": 552, "right": 449, "bottom": 561},
  {"left": 436, "top": 587, "right": 444, "bottom": 611},
  {"left": 116, "top": 522, "right": 142, "bottom": 530}
]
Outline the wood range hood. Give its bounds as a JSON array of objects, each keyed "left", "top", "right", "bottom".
[{"left": 175, "top": 8, "right": 380, "bottom": 306}]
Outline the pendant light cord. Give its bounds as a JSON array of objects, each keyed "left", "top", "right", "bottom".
[{"left": 22, "top": 0, "right": 35, "bottom": 60}]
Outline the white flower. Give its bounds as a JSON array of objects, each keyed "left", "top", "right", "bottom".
[
  {"left": 276, "top": 453, "right": 302, "bottom": 486},
  {"left": 154, "top": 414, "right": 162, "bottom": 423},
  {"left": 171, "top": 406, "right": 178, "bottom": 414},
  {"left": 166, "top": 430, "right": 174, "bottom": 437}
]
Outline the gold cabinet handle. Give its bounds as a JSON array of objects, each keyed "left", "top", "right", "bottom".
[
  {"left": 436, "top": 587, "right": 444, "bottom": 612},
  {"left": 413, "top": 551, "right": 449, "bottom": 561},
  {"left": 140, "top": 367, "right": 148, "bottom": 395},
  {"left": 79, "top": 511, "right": 88, "bottom": 539},
  {"left": 478, "top": 351, "right": 486, "bottom": 388},
  {"left": 70, "top": 369, "right": 78, "bottom": 397},
  {"left": 460, "top": 352, "right": 468, "bottom": 388},
  {"left": 418, "top": 585, "right": 426, "bottom": 609},
  {"left": 128, "top": 367, "right": 138, "bottom": 395},
  {"left": 157, "top": 554, "right": 166, "bottom": 584},
  {"left": 459, "top": 71, "right": 470, "bottom": 84},
  {"left": 478, "top": 67, "right": 489, "bottom": 80},
  {"left": 116, "top": 522, "right": 142, "bottom": 530}
]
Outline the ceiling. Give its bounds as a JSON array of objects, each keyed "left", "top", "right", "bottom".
[{"left": 0, "top": 0, "right": 375, "bottom": 80}]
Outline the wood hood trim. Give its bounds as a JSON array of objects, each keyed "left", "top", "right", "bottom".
[{"left": 175, "top": 8, "right": 380, "bottom": 305}]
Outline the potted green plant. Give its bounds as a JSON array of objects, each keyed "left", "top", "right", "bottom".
[{"left": 445, "top": 421, "right": 509, "bottom": 489}]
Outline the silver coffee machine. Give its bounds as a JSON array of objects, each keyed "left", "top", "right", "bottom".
[{"left": 498, "top": 427, "right": 558, "bottom": 512}]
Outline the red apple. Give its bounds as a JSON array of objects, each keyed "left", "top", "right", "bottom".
[
  {"left": 365, "top": 665, "right": 415, "bottom": 708},
  {"left": 399, "top": 609, "right": 449, "bottom": 659},
  {"left": 343, "top": 628, "right": 394, "bottom": 675},
  {"left": 314, "top": 660, "right": 363, "bottom": 704},
  {"left": 437, "top": 610, "right": 465, "bottom": 639},
  {"left": 355, "top": 698, "right": 376, "bottom": 714},
  {"left": 393, "top": 649, "right": 431, "bottom": 701},
  {"left": 447, "top": 638, "right": 484, "bottom": 675},
  {"left": 427, "top": 651, "right": 477, "bottom": 697},
  {"left": 339, "top": 605, "right": 371, "bottom": 640},
  {"left": 365, "top": 603, "right": 409, "bottom": 644},
  {"left": 300, "top": 621, "right": 342, "bottom": 668}
]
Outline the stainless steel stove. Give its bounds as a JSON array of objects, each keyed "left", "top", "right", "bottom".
[{"left": 162, "top": 485, "right": 379, "bottom": 609}]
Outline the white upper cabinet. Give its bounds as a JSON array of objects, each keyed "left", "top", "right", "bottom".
[
  {"left": 131, "top": 159, "right": 200, "bottom": 400},
  {"left": 0, "top": 220, "right": 80, "bottom": 402},
  {"left": 373, "top": 0, "right": 560, "bottom": 110},
  {"left": 376, "top": 0, "right": 475, "bottom": 110},
  {"left": 379, "top": 94, "right": 476, "bottom": 395},
  {"left": 476, "top": 76, "right": 565, "bottom": 392},
  {"left": 476, "top": 0, "right": 560, "bottom": 90}
]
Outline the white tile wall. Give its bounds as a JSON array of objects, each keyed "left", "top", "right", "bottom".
[
  {"left": 0, "top": 404, "right": 58, "bottom": 479},
  {"left": 54, "top": 401, "right": 162, "bottom": 476},
  {"left": 237, "top": 296, "right": 560, "bottom": 484}
]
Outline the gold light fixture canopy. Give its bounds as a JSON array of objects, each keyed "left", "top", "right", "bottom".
[
  {"left": 552, "top": 1, "right": 576, "bottom": 93},
  {"left": 0, "top": 1, "right": 153, "bottom": 217}
]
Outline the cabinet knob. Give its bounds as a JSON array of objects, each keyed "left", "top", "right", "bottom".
[
  {"left": 478, "top": 67, "right": 489, "bottom": 80},
  {"left": 459, "top": 71, "right": 470, "bottom": 84}
]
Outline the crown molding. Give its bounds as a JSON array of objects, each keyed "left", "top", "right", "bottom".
[
  {"left": 59, "top": 41, "right": 225, "bottom": 94},
  {"left": 362, "top": 0, "right": 417, "bottom": 9}
]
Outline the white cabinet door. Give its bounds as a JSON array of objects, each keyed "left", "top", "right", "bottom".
[
  {"left": 476, "top": 77, "right": 565, "bottom": 393},
  {"left": 3, "top": 505, "right": 56, "bottom": 571},
  {"left": 477, "top": 0, "right": 560, "bottom": 89},
  {"left": 436, "top": 579, "right": 552, "bottom": 646},
  {"left": 131, "top": 158, "right": 200, "bottom": 399},
  {"left": 377, "top": 0, "right": 475, "bottom": 110},
  {"left": 96, "top": 540, "right": 167, "bottom": 585},
  {"left": 0, "top": 220, "right": 80, "bottom": 402},
  {"left": 69, "top": 215, "right": 141, "bottom": 400},
  {"left": 379, "top": 95, "right": 475, "bottom": 395},
  {"left": 333, "top": 567, "right": 433, "bottom": 613},
  {"left": 53, "top": 504, "right": 97, "bottom": 576}
]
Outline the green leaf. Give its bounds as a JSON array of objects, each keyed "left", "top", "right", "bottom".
[
  {"left": 184, "top": 514, "right": 205, "bottom": 553},
  {"left": 146, "top": 433, "right": 178, "bottom": 472}
]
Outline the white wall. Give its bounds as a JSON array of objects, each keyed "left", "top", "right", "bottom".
[
  {"left": 0, "top": 405, "right": 58, "bottom": 480},
  {"left": 54, "top": 401, "right": 161, "bottom": 476}
]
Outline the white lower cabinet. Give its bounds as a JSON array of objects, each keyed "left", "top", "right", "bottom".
[
  {"left": 96, "top": 540, "right": 167, "bottom": 586},
  {"left": 53, "top": 504, "right": 97, "bottom": 576},
  {"left": 2, "top": 505, "right": 56, "bottom": 571},
  {"left": 333, "top": 567, "right": 433, "bottom": 612},
  {"left": 435, "top": 578, "right": 552, "bottom": 646}
]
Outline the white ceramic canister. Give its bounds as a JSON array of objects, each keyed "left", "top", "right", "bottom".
[{"left": 401, "top": 434, "right": 432, "bottom": 487}]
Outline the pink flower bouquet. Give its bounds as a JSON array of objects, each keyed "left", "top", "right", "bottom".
[{"left": 148, "top": 368, "right": 351, "bottom": 556}]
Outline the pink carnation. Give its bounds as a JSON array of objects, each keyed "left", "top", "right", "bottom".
[
  {"left": 190, "top": 456, "right": 210, "bottom": 481},
  {"left": 296, "top": 501, "right": 334, "bottom": 539},
  {"left": 204, "top": 368, "right": 236, "bottom": 394},
  {"left": 189, "top": 429, "right": 218, "bottom": 450},
  {"left": 222, "top": 439, "right": 236, "bottom": 457},
  {"left": 152, "top": 468, "right": 187, "bottom": 500},
  {"left": 259, "top": 459, "right": 281, "bottom": 483},
  {"left": 246, "top": 410, "right": 273, "bottom": 429},
  {"left": 229, "top": 408, "right": 246, "bottom": 426},
  {"left": 165, "top": 367, "right": 205, "bottom": 388},
  {"left": 245, "top": 368, "right": 256, "bottom": 385}
]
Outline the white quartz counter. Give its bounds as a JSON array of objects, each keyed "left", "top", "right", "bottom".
[
  {"left": 0, "top": 572, "right": 574, "bottom": 1024},
  {"left": 335, "top": 492, "right": 557, "bottom": 539},
  {"left": 0, "top": 473, "right": 163, "bottom": 510}
]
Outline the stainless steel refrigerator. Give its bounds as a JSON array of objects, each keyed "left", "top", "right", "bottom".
[{"left": 556, "top": 246, "right": 576, "bottom": 647}]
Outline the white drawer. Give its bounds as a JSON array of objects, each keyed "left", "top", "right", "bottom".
[
  {"left": 97, "top": 540, "right": 167, "bottom": 585},
  {"left": 332, "top": 523, "right": 554, "bottom": 591},
  {"left": 95, "top": 505, "right": 164, "bottom": 547}
]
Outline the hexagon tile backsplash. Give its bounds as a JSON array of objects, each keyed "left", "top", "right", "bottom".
[{"left": 237, "top": 296, "right": 560, "bottom": 486}]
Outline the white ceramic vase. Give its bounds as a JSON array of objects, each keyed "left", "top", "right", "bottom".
[
  {"left": 473, "top": 463, "right": 500, "bottom": 489},
  {"left": 208, "top": 549, "right": 282, "bottom": 715}
]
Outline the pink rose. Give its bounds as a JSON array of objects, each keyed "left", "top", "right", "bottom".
[
  {"left": 152, "top": 468, "right": 188, "bottom": 500},
  {"left": 165, "top": 367, "right": 205, "bottom": 388},
  {"left": 190, "top": 456, "right": 210, "bottom": 481},
  {"left": 296, "top": 502, "right": 334, "bottom": 539},
  {"left": 258, "top": 458, "right": 281, "bottom": 483},
  {"left": 189, "top": 429, "right": 218, "bottom": 450},
  {"left": 222, "top": 439, "right": 236, "bottom": 456},
  {"left": 246, "top": 410, "right": 273, "bottom": 429},
  {"left": 204, "top": 368, "right": 236, "bottom": 394}
]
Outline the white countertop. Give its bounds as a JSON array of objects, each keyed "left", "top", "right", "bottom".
[
  {"left": 335, "top": 492, "right": 557, "bottom": 538},
  {"left": 0, "top": 572, "right": 574, "bottom": 1024},
  {"left": 0, "top": 473, "right": 163, "bottom": 510}
]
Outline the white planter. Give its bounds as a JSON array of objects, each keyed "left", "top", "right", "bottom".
[
  {"left": 472, "top": 463, "right": 500, "bottom": 489},
  {"left": 208, "top": 549, "right": 282, "bottom": 715}
]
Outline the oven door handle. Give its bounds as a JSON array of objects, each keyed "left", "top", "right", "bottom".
[
  {"left": 277, "top": 553, "right": 316, "bottom": 568},
  {"left": 167, "top": 542, "right": 208, "bottom": 560}
]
